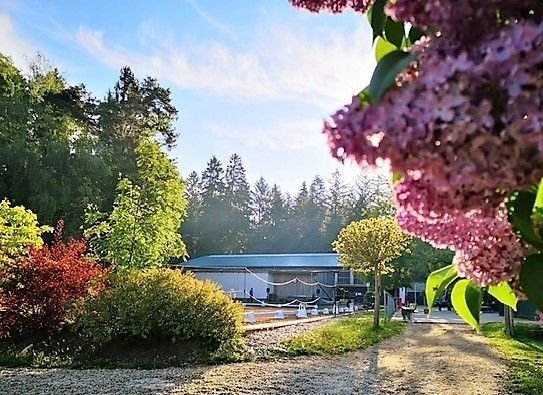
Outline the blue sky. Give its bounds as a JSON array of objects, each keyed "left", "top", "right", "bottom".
[{"left": 0, "top": 0, "right": 376, "bottom": 192}]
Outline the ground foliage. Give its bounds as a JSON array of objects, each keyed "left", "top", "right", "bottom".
[
  {"left": 281, "top": 314, "right": 404, "bottom": 356},
  {"left": 483, "top": 323, "right": 543, "bottom": 395}
]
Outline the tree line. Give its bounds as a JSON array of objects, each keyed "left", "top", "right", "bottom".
[
  {"left": 0, "top": 52, "right": 393, "bottom": 259},
  {"left": 182, "top": 154, "right": 395, "bottom": 257},
  {"left": 0, "top": 54, "right": 179, "bottom": 237},
  {"left": 0, "top": 52, "right": 451, "bottom": 285}
]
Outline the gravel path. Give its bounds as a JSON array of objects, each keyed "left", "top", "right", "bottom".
[{"left": 0, "top": 324, "right": 508, "bottom": 395}]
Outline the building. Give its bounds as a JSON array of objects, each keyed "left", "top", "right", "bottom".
[
  {"left": 174, "top": 253, "right": 369, "bottom": 304},
  {"left": 399, "top": 281, "right": 426, "bottom": 305}
]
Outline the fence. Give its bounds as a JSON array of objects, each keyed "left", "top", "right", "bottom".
[{"left": 383, "top": 291, "right": 396, "bottom": 319}]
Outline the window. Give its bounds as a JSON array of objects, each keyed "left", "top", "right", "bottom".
[{"left": 337, "top": 270, "right": 351, "bottom": 285}]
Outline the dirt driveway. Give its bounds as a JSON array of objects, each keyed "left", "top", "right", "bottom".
[{"left": 0, "top": 324, "right": 508, "bottom": 395}]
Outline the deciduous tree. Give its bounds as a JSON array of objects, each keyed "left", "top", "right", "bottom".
[
  {"left": 333, "top": 217, "right": 409, "bottom": 327},
  {"left": 85, "top": 140, "right": 187, "bottom": 268},
  {"left": 0, "top": 199, "right": 52, "bottom": 267}
]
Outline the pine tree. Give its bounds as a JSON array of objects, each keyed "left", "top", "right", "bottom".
[
  {"left": 289, "top": 182, "right": 311, "bottom": 252},
  {"left": 98, "top": 66, "right": 178, "bottom": 181},
  {"left": 251, "top": 177, "right": 272, "bottom": 225},
  {"left": 281, "top": 192, "right": 296, "bottom": 252},
  {"left": 354, "top": 172, "right": 394, "bottom": 220},
  {"left": 223, "top": 154, "right": 251, "bottom": 253},
  {"left": 266, "top": 184, "right": 292, "bottom": 252},
  {"left": 323, "top": 170, "right": 352, "bottom": 248},
  {"left": 250, "top": 177, "right": 272, "bottom": 252},
  {"left": 198, "top": 156, "right": 228, "bottom": 255},
  {"left": 182, "top": 171, "right": 202, "bottom": 257},
  {"left": 201, "top": 156, "right": 226, "bottom": 200},
  {"left": 307, "top": 176, "right": 327, "bottom": 251}
]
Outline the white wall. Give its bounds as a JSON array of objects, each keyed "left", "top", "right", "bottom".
[{"left": 194, "top": 271, "right": 269, "bottom": 300}]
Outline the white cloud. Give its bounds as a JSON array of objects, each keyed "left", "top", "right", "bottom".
[
  {"left": 0, "top": 13, "right": 35, "bottom": 69},
  {"left": 204, "top": 119, "right": 326, "bottom": 152},
  {"left": 76, "top": 28, "right": 137, "bottom": 69},
  {"left": 75, "top": 19, "right": 374, "bottom": 108},
  {"left": 183, "top": 0, "right": 235, "bottom": 38}
]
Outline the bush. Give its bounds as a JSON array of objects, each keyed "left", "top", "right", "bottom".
[
  {"left": 76, "top": 268, "right": 244, "bottom": 348},
  {"left": 0, "top": 239, "right": 106, "bottom": 338},
  {"left": 0, "top": 199, "right": 52, "bottom": 267}
]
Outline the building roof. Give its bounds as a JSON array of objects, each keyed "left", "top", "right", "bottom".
[{"left": 177, "top": 253, "right": 340, "bottom": 270}]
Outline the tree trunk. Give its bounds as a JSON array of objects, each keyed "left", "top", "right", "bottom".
[
  {"left": 374, "top": 272, "right": 381, "bottom": 328},
  {"left": 504, "top": 305, "right": 515, "bottom": 337}
]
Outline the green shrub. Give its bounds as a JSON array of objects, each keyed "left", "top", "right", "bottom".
[{"left": 76, "top": 268, "right": 244, "bottom": 348}]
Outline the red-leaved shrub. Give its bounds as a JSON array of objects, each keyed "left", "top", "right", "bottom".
[{"left": 0, "top": 238, "right": 106, "bottom": 339}]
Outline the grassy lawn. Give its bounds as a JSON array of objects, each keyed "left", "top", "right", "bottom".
[
  {"left": 482, "top": 323, "right": 543, "bottom": 395},
  {"left": 281, "top": 314, "right": 404, "bottom": 356}
]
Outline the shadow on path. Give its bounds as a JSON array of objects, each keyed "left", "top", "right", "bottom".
[{"left": 0, "top": 324, "right": 508, "bottom": 395}]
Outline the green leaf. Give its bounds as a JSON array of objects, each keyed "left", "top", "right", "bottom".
[
  {"left": 373, "top": 37, "right": 397, "bottom": 62},
  {"left": 367, "top": 0, "right": 386, "bottom": 40},
  {"left": 520, "top": 254, "right": 543, "bottom": 311},
  {"left": 357, "top": 87, "right": 372, "bottom": 105},
  {"left": 401, "top": 35, "right": 410, "bottom": 50},
  {"left": 408, "top": 26, "right": 425, "bottom": 44},
  {"left": 391, "top": 171, "right": 402, "bottom": 184},
  {"left": 384, "top": 17, "right": 405, "bottom": 48},
  {"left": 425, "top": 264, "right": 458, "bottom": 310},
  {"left": 508, "top": 190, "right": 543, "bottom": 249},
  {"left": 532, "top": 177, "right": 543, "bottom": 228},
  {"left": 367, "top": 50, "right": 416, "bottom": 103},
  {"left": 451, "top": 279, "right": 482, "bottom": 331},
  {"left": 488, "top": 281, "right": 518, "bottom": 311}
]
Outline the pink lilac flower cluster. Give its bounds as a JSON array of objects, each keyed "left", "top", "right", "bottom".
[
  {"left": 289, "top": 0, "right": 373, "bottom": 14},
  {"left": 328, "top": 21, "right": 543, "bottom": 215},
  {"left": 387, "top": 0, "right": 542, "bottom": 47},
  {"left": 321, "top": 2, "right": 543, "bottom": 288},
  {"left": 395, "top": 177, "right": 525, "bottom": 286}
]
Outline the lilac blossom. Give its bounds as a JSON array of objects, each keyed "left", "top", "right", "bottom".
[
  {"left": 395, "top": 177, "right": 525, "bottom": 287},
  {"left": 326, "top": 21, "right": 543, "bottom": 216},
  {"left": 289, "top": 0, "right": 373, "bottom": 13}
]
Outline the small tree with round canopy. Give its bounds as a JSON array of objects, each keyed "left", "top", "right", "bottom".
[{"left": 333, "top": 217, "right": 409, "bottom": 328}]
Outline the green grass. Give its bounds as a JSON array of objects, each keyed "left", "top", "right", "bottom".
[
  {"left": 482, "top": 323, "right": 543, "bottom": 395},
  {"left": 281, "top": 314, "right": 405, "bottom": 356}
]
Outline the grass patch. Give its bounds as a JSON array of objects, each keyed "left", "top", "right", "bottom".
[
  {"left": 482, "top": 323, "right": 543, "bottom": 395},
  {"left": 281, "top": 314, "right": 404, "bottom": 356}
]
